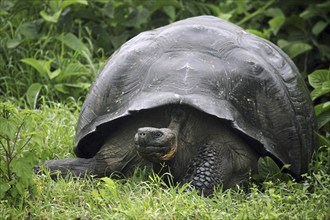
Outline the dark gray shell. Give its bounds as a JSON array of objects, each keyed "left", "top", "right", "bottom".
[{"left": 75, "top": 16, "right": 316, "bottom": 177}]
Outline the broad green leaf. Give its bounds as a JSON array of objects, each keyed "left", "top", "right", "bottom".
[
  {"left": 10, "top": 185, "right": 18, "bottom": 198},
  {"left": 0, "top": 182, "right": 11, "bottom": 199},
  {"left": 205, "top": 4, "right": 221, "bottom": 16},
  {"left": 317, "top": 1, "right": 330, "bottom": 9},
  {"left": 56, "top": 71, "right": 89, "bottom": 83},
  {"left": 101, "top": 177, "right": 119, "bottom": 199},
  {"left": 20, "top": 21, "right": 39, "bottom": 39},
  {"left": 247, "top": 29, "right": 269, "bottom": 39},
  {"left": 163, "top": 6, "right": 176, "bottom": 20},
  {"left": 317, "top": 110, "right": 330, "bottom": 129},
  {"left": 15, "top": 182, "right": 25, "bottom": 195},
  {"left": 266, "top": 8, "right": 285, "bottom": 18},
  {"left": 288, "top": 43, "right": 312, "bottom": 59},
  {"left": 235, "top": 0, "right": 247, "bottom": 13},
  {"left": 314, "top": 101, "right": 330, "bottom": 116},
  {"left": 56, "top": 63, "right": 88, "bottom": 82},
  {"left": 316, "top": 133, "right": 330, "bottom": 147},
  {"left": 300, "top": 2, "right": 330, "bottom": 20},
  {"left": 54, "top": 82, "right": 90, "bottom": 94},
  {"left": 11, "top": 153, "right": 35, "bottom": 181},
  {"left": 282, "top": 42, "right": 312, "bottom": 59},
  {"left": 269, "top": 16, "right": 285, "bottom": 35},
  {"left": 61, "top": 0, "right": 88, "bottom": 9},
  {"left": 49, "top": 0, "right": 61, "bottom": 11},
  {"left": 312, "top": 20, "right": 329, "bottom": 36},
  {"left": 40, "top": 10, "right": 62, "bottom": 23},
  {"left": 308, "top": 69, "right": 330, "bottom": 89},
  {"left": 0, "top": 8, "right": 9, "bottom": 16},
  {"left": 310, "top": 81, "right": 330, "bottom": 101},
  {"left": 299, "top": 10, "right": 313, "bottom": 20},
  {"left": 25, "top": 83, "right": 42, "bottom": 109},
  {"left": 218, "top": 13, "right": 232, "bottom": 21},
  {"left": 21, "top": 58, "right": 53, "bottom": 78},
  {"left": 299, "top": 8, "right": 316, "bottom": 20},
  {"left": 57, "top": 33, "right": 91, "bottom": 57},
  {"left": 48, "top": 69, "right": 61, "bottom": 80},
  {"left": 277, "top": 39, "right": 290, "bottom": 48},
  {"left": 0, "top": 118, "right": 17, "bottom": 139},
  {"left": 91, "top": 189, "right": 100, "bottom": 199},
  {"left": 101, "top": 177, "right": 116, "bottom": 187},
  {"left": 62, "top": 83, "right": 90, "bottom": 90},
  {"left": 54, "top": 84, "right": 70, "bottom": 94},
  {"left": 6, "top": 39, "right": 22, "bottom": 49}
]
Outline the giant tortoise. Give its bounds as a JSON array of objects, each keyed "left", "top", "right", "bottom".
[{"left": 45, "top": 16, "right": 316, "bottom": 195}]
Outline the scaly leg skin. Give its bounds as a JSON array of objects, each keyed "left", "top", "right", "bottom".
[
  {"left": 181, "top": 141, "right": 258, "bottom": 196},
  {"left": 43, "top": 143, "right": 146, "bottom": 179},
  {"left": 44, "top": 158, "right": 100, "bottom": 179}
]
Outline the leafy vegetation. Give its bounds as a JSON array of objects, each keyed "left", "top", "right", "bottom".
[
  {"left": 0, "top": 102, "right": 36, "bottom": 201},
  {"left": 1, "top": 0, "right": 329, "bottom": 219}
]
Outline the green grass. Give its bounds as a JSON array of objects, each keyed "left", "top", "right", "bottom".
[
  {"left": 1, "top": 1, "right": 329, "bottom": 219},
  {"left": 1, "top": 171, "right": 330, "bottom": 219},
  {"left": 0, "top": 102, "right": 329, "bottom": 219}
]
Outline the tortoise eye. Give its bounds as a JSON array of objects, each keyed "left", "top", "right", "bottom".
[{"left": 153, "top": 131, "right": 163, "bottom": 138}]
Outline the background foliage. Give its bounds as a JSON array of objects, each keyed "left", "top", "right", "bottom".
[
  {"left": 0, "top": 0, "right": 329, "bottom": 218},
  {"left": 1, "top": 0, "right": 329, "bottom": 99}
]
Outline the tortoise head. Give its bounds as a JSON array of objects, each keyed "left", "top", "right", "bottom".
[
  {"left": 134, "top": 127, "right": 177, "bottom": 162},
  {"left": 134, "top": 108, "right": 186, "bottom": 162}
]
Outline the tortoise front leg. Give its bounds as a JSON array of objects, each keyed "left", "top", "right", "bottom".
[
  {"left": 44, "top": 158, "right": 98, "bottom": 178},
  {"left": 181, "top": 141, "right": 258, "bottom": 195}
]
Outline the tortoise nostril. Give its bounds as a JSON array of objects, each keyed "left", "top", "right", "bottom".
[{"left": 139, "top": 132, "right": 146, "bottom": 138}]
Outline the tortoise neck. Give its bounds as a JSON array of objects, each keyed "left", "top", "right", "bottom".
[{"left": 167, "top": 108, "right": 187, "bottom": 133}]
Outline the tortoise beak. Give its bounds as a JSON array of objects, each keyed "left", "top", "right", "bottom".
[{"left": 134, "top": 128, "right": 177, "bottom": 161}]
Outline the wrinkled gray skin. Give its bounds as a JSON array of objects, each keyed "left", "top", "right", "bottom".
[{"left": 46, "top": 105, "right": 258, "bottom": 195}]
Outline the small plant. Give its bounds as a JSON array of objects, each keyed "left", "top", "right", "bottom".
[
  {"left": 0, "top": 102, "right": 38, "bottom": 202},
  {"left": 308, "top": 68, "right": 330, "bottom": 175},
  {"left": 0, "top": 0, "right": 98, "bottom": 106},
  {"left": 308, "top": 68, "right": 330, "bottom": 144},
  {"left": 308, "top": 69, "right": 330, "bottom": 130}
]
